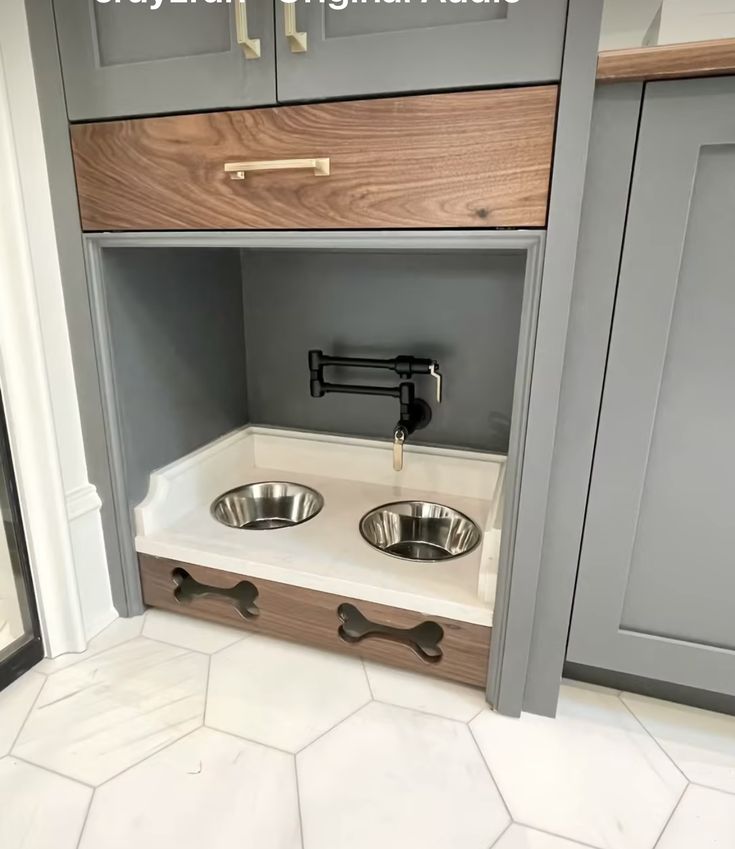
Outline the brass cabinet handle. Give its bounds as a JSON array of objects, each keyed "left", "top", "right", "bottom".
[
  {"left": 234, "top": 0, "right": 261, "bottom": 59},
  {"left": 283, "top": 3, "right": 307, "bottom": 53},
  {"left": 225, "top": 158, "right": 330, "bottom": 180}
]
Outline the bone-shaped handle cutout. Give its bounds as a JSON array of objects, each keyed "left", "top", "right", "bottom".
[
  {"left": 337, "top": 603, "right": 444, "bottom": 663},
  {"left": 172, "top": 568, "right": 259, "bottom": 620}
]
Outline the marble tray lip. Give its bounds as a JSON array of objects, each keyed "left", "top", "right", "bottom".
[
  {"left": 136, "top": 426, "right": 506, "bottom": 534},
  {"left": 135, "top": 427, "right": 505, "bottom": 626}
]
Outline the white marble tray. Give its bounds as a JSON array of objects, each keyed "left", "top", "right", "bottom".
[{"left": 135, "top": 428, "right": 505, "bottom": 626}]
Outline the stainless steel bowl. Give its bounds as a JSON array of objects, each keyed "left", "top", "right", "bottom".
[
  {"left": 359, "top": 501, "right": 481, "bottom": 562},
  {"left": 211, "top": 482, "right": 324, "bottom": 530}
]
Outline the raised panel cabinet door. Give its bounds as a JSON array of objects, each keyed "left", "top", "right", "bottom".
[
  {"left": 274, "top": 0, "right": 568, "bottom": 102},
  {"left": 567, "top": 77, "right": 735, "bottom": 696},
  {"left": 53, "top": 0, "right": 276, "bottom": 121}
]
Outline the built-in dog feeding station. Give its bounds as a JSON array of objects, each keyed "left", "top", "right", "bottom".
[{"left": 85, "top": 231, "right": 544, "bottom": 694}]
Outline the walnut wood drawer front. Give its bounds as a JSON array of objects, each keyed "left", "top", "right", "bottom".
[
  {"left": 139, "top": 554, "right": 492, "bottom": 688},
  {"left": 71, "top": 87, "right": 558, "bottom": 232}
]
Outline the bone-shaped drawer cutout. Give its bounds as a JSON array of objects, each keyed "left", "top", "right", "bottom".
[
  {"left": 337, "top": 603, "right": 444, "bottom": 663},
  {"left": 172, "top": 567, "right": 259, "bottom": 620}
]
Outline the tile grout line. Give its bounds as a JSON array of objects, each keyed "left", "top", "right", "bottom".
[
  {"left": 511, "top": 819, "right": 604, "bottom": 849},
  {"left": 95, "top": 725, "right": 205, "bottom": 789},
  {"left": 371, "top": 695, "right": 482, "bottom": 726},
  {"left": 202, "top": 723, "right": 294, "bottom": 757},
  {"left": 204, "top": 653, "right": 212, "bottom": 719},
  {"left": 208, "top": 632, "right": 251, "bottom": 656},
  {"left": 10, "top": 754, "right": 97, "bottom": 790},
  {"left": 466, "top": 704, "right": 489, "bottom": 724},
  {"left": 689, "top": 780, "right": 735, "bottom": 798},
  {"left": 617, "top": 693, "right": 691, "bottom": 785},
  {"left": 39, "top": 620, "right": 145, "bottom": 676},
  {"left": 295, "top": 699, "right": 373, "bottom": 756},
  {"left": 652, "top": 783, "right": 689, "bottom": 849},
  {"left": 486, "top": 820, "right": 513, "bottom": 849},
  {"left": 75, "top": 786, "right": 96, "bottom": 849},
  {"left": 136, "top": 634, "right": 217, "bottom": 659},
  {"left": 360, "top": 658, "right": 375, "bottom": 700},
  {"left": 467, "top": 722, "right": 514, "bottom": 824},
  {"left": 7, "top": 675, "right": 47, "bottom": 754},
  {"left": 293, "top": 756, "right": 306, "bottom": 849}
]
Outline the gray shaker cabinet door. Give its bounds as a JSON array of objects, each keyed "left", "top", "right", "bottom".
[
  {"left": 53, "top": 0, "right": 276, "bottom": 121},
  {"left": 567, "top": 77, "right": 735, "bottom": 696},
  {"left": 275, "top": 0, "right": 568, "bottom": 103}
]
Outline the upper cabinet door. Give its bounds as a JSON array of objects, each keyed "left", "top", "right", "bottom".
[
  {"left": 275, "top": 0, "right": 568, "bottom": 103},
  {"left": 53, "top": 0, "right": 276, "bottom": 121},
  {"left": 567, "top": 77, "right": 735, "bottom": 696}
]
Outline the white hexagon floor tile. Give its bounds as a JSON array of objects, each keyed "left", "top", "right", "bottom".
[
  {"left": 79, "top": 727, "right": 301, "bottom": 849},
  {"left": 0, "top": 670, "right": 44, "bottom": 755},
  {"left": 622, "top": 692, "right": 735, "bottom": 794},
  {"left": 657, "top": 785, "right": 735, "bottom": 849},
  {"left": 142, "top": 609, "right": 245, "bottom": 654},
  {"left": 298, "top": 701, "right": 509, "bottom": 849},
  {"left": 471, "top": 685, "right": 686, "bottom": 849},
  {"left": 0, "top": 757, "right": 91, "bottom": 849},
  {"left": 14, "top": 637, "right": 207, "bottom": 784},
  {"left": 494, "top": 824, "right": 591, "bottom": 849},
  {"left": 206, "top": 635, "right": 370, "bottom": 752},
  {"left": 364, "top": 661, "right": 487, "bottom": 721},
  {"left": 36, "top": 614, "right": 144, "bottom": 674}
]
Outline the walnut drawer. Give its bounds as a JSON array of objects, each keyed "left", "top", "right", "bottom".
[
  {"left": 71, "top": 87, "right": 557, "bottom": 232},
  {"left": 140, "top": 554, "right": 492, "bottom": 688}
]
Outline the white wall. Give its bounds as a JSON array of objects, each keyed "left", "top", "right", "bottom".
[
  {"left": 601, "top": 0, "right": 735, "bottom": 48},
  {"left": 600, "top": 0, "right": 662, "bottom": 50},
  {"left": 658, "top": 0, "right": 735, "bottom": 43},
  {"left": 0, "top": 0, "right": 115, "bottom": 653}
]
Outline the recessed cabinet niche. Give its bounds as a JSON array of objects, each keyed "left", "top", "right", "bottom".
[
  {"left": 53, "top": 0, "right": 567, "bottom": 121},
  {"left": 89, "top": 232, "right": 543, "bottom": 688}
]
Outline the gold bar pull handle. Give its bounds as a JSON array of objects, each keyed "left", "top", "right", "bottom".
[
  {"left": 225, "top": 158, "right": 330, "bottom": 180},
  {"left": 283, "top": 3, "right": 307, "bottom": 53},
  {"left": 234, "top": 0, "right": 261, "bottom": 60}
]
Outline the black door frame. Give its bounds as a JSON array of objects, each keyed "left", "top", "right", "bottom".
[{"left": 0, "top": 387, "right": 43, "bottom": 692}]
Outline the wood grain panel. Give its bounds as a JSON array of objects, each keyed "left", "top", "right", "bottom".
[
  {"left": 140, "top": 554, "right": 491, "bottom": 688},
  {"left": 71, "top": 87, "right": 557, "bottom": 231},
  {"left": 598, "top": 39, "right": 735, "bottom": 83}
]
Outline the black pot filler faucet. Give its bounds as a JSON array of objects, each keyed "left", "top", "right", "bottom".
[{"left": 308, "top": 349, "right": 442, "bottom": 472}]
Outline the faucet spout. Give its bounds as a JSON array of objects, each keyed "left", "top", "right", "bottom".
[{"left": 308, "top": 349, "right": 437, "bottom": 472}]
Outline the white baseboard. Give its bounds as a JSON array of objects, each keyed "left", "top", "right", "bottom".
[{"left": 66, "top": 484, "right": 116, "bottom": 642}]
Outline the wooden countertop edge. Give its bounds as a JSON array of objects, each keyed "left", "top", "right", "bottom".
[{"left": 597, "top": 38, "right": 735, "bottom": 83}]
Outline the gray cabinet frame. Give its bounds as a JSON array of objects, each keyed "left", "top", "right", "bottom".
[{"left": 523, "top": 82, "right": 645, "bottom": 714}]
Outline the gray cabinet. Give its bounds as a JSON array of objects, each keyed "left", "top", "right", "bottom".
[
  {"left": 53, "top": 0, "right": 276, "bottom": 121},
  {"left": 275, "top": 0, "right": 567, "bottom": 102},
  {"left": 567, "top": 77, "right": 735, "bottom": 696},
  {"left": 53, "top": 0, "right": 568, "bottom": 121}
]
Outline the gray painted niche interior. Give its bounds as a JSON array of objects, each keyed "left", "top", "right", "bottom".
[
  {"left": 102, "top": 245, "right": 525, "bottom": 505},
  {"left": 242, "top": 249, "right": 525, "bottom": 452}
]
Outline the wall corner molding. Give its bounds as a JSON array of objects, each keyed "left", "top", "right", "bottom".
[
  {"left": 66, "top": 483, "right": 103, "bottom": 521},
  {"left": 0, "top": 0, "right": 114, "bottom": 655}
]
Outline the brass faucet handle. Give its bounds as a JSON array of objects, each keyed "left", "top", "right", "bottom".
[
  {"left": 430, "top": 363, "right": 443, "bottom": 404},
  {"left": 393, "top": 426, "right": 406, "bottom": 472}
]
